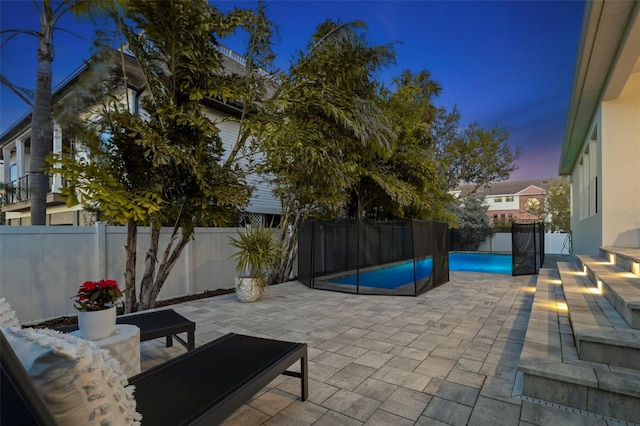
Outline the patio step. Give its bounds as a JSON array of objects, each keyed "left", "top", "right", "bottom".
[
  {"left": 517, "top": 266, "right": 640, "bottom": 424},
  {"left": 599, "top": 246, "right": 640, "bottom": 276},
  {"left": 576, "top": 254, "right": 640, "bottom": 329},
  {"left": 558, "top": 261, "right": 640, "bottom": 369}
]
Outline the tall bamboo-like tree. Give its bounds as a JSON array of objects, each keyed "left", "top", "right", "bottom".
[
  {"left": 345, "top": 69, "right": 453, "bottom": 221},
  {"left": 1, "top": 0, "right": 123, "bottom": 225},
  {"left": 257, "top": 20, "right": 397, "bottom": 282},
  {"left": 53, "top": 0, "right": 262, "bottom": 311}
]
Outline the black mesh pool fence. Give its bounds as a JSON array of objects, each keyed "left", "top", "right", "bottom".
[{"left": 298, "top": 219, "right": 449, "bottom": 296}]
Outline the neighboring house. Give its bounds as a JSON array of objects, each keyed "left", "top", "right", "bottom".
[
  {"left": 0, "top": 46, "right": 281, "bottom": 226},
  {"left": 559, "top": 0, "right": 639, "bottom": 255},
  {"left": 452, "top": 178, "right": 559, "bottom": 226}
]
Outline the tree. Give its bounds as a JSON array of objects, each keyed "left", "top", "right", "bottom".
[
  {"left": 53, "top": 0, "right": 260, "bottom": 311},
  {"left": 346, "top": 69, "right": 454, "bottom": 221},
  {"left": 431, "top": 107, "right": 521, "bottom": 192},
  {"left": 523, "top": 197, "right": 545, "bottom": 221},
  {"left": 544, "top": 179, "right": 570, "bottom": 232},
  {"left": 1, "top": 0, "right": 121, "bottom": 225},
  {"left": 257, "top": 20, "right": 398, "bottom": 282},
  {"left": 448, "top": 193, "right": 491, "bottom": 250}
]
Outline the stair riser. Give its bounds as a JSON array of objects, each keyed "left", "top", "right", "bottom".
[
  {"left": 522, "top": 372, "right": 640, "bottom": 423},
  {"left": 578, "top": 340, "right": 640, "bottom": 369}
]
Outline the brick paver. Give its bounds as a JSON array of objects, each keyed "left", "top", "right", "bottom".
[{"left": 139, "top": 270, "right": 614, "bottom": 425}]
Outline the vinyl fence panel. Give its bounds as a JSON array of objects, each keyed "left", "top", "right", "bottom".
[{"left": 0, "top": 225, "right": 243, "bottom": 324}]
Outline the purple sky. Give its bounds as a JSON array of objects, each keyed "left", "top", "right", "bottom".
[{"left": 1, "top": 1, "right": 584, "bottom": 180}]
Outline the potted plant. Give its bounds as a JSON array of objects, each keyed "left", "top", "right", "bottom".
[
  {"left": 73, "top": 279, "right": 123, "bottom": 340},
  {"left": 229, "top": 224, "right": 284, "bottom": 302}
]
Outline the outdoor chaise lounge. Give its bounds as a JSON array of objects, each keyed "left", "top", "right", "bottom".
[
  {"left": 1, "top": 330, "right": 308, "bottom": 424},
  {"left": 56, "top": 308, "right": 196, "bottom": 351}
]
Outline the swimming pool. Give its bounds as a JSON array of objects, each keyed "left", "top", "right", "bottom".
[{"left": 328, "top": 252, "right": 511, "bottom": 289}]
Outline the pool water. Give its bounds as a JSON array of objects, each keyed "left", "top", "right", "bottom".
[
  {"left": 329, "top": 253, "right": 511, "bottom": 289},
  {"left": 448, "top": 252, "right": 512, "bottom": 274}
]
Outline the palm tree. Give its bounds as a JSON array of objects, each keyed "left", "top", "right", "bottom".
[{"left": 1, "top": 0, "right": 122, "bottom": 225}]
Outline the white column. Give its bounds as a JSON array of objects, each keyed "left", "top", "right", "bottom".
[
  {"left": 52, "top": 123, "right": 63, "bottom": 192},
  {"left": 15, "top": 139, "right": 25, "bottom": 178},
  {"left": 2, "top": 146, "right": 11, "bottom": 185}
]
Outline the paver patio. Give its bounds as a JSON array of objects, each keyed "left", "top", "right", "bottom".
[{"left": 139, "top": 268, "right": 625, "bottom": 425}]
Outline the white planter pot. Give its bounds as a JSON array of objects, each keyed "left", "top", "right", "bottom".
[
  {"left": 77, "top": 306, "right": 116, "bottom": 340},
  {"left": 235, "top": 277, "right": 263, "bottom": 303}
]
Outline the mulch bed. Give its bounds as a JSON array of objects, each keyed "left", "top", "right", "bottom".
[{"left": 27, "top": 288, "right": 235, "bottom": 329}]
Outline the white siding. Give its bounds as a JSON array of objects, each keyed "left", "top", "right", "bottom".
[{"left": 201, "top": 109, "right": 281, "bottom": 215}]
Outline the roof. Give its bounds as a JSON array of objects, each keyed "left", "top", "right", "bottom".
[
  {"left": 454, "top": 178, "right": 561, "bottom": 197},
  {"left": 559, "top": 0, "right": 640, "bottom": 175}
]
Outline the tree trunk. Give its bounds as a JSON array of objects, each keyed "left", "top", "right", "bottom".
[
  {"left": 137, "top": 224, "right": 190, "bottom": 311},
  {"left": 124, "top": 219, "right": 138, "bottom": 313},
  {"left": 29, "top": 1, "right": 55, "bottom": 225},
  {"left": 137, "top": 225, "right": 160, "bottom": 311},
  {"left": 274, "top": 197, "right": 304, "bottom": 284}
]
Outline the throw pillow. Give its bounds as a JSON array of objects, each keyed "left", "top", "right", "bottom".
[
  {"left": 0, "top": 297, "right": 19, "bottom": 328},
  {"left": 2, "top": 326, "right": 142, "bottom": 425}
]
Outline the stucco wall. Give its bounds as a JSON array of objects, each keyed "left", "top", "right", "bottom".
[{"left": 601, "top": 72, "right": 640, "bottom": 247}]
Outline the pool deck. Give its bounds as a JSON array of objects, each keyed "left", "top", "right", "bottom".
[{"left": 139, "top": 256, "right": 630, "bottom": 425}]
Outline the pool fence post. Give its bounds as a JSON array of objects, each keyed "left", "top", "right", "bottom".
[{"left": 356, "top": 220, "right": 360, "bottom": 294}]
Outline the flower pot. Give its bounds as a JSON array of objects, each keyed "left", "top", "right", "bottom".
[
  {"left": 235, "top": 277, "right": 262, "bottom": 303},
  {"left": 77, "top": 306, "right": 116, "bottom": 340}
]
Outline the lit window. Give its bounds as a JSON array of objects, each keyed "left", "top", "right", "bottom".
[
  {"left": 494, "top": 197, "right": 502, "bottom": 202},
  {"left": 505, "top": 196, "right": 514, "bottom": 202}
]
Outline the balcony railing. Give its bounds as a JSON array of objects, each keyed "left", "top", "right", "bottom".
[{"left": 3, "top": 175, "right": 58, "bottom": 205}]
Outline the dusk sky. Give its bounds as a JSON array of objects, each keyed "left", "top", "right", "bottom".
[{"left": 0, "top": 1, "right": 585, "bottom": 180}]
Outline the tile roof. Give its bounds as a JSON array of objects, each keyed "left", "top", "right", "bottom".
[{"left": 455, "top": 177, "right": 562, "bottom": 197}]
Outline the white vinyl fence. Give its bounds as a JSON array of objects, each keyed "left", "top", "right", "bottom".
[
  {"left": 0, "top": 225, "right": 570, "bottom": 324},
  {"left": 476, "top": 232, "right": 571, "bottom": 254},
  {"left": 0, "top": 224, "right": 245, "bottom": 324}
]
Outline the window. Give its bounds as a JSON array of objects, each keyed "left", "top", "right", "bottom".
[
  {"left": 494, "top": 197, "right": 502, "bottom": 202},
  {"left": 508, "top": 213, "right": 513, "bottom": 218},
  {"left": 500, "top": 214, "right": 506, "bottom": 219},
  {"left": 493, "top": 214, "right": 498, "bottom": 220},
  {"left": 505, "top": 196, "right": 514, "bottom": 202}
]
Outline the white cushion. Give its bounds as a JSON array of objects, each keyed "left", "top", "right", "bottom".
[
  {"left": 2, "top": 326, "right": 142, "bottom": 425},
  {"left": 0, "top": 297, "right": 19, "bottom": 328}
]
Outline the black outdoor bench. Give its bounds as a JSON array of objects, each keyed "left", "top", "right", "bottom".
[
  {"left": 1, "top": 331, "right": 308, "bottom": 425},
  {"left": 56, "top": 308, "right": 196, "bottom": 350}
]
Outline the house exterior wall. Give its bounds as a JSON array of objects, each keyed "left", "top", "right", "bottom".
[
  {"left": 569, "top": 72, "right": 640, "bottom": 254},
  {"left": 561, "top": 1, "right": 640, "bottom": 255},
  {"left": 202, "top": 109, "right": 281, "bottom": 216},
  {"left": 601, "top": 72, "right": 640, "bottom": 247},
  {"left": 2, "top": 49, "right": 283, "bottom": 225},
  {"left": 486, "top": 191, "right": 546, "bottom": 225}
]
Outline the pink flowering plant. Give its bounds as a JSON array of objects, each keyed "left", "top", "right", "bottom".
[{"left": 73, "top": 279, "right": 123, "bottom": 311}]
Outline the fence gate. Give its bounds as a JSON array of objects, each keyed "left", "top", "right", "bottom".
[{"left": 511, "top": 222, "right": 545, "bottom": 276}]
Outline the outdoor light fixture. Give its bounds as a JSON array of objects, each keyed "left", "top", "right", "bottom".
[
  {"left": 633, "top": 262, "right": 639, "bottom": 277},
  {"left": 583, "top": 265, "right": 588, "bottom": 275},
  {"left": 609, "top": 253, "right": 616, "bottom": 264},
  {"left": 597, "top": 280, "right": 603, "bottom": 292}
]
